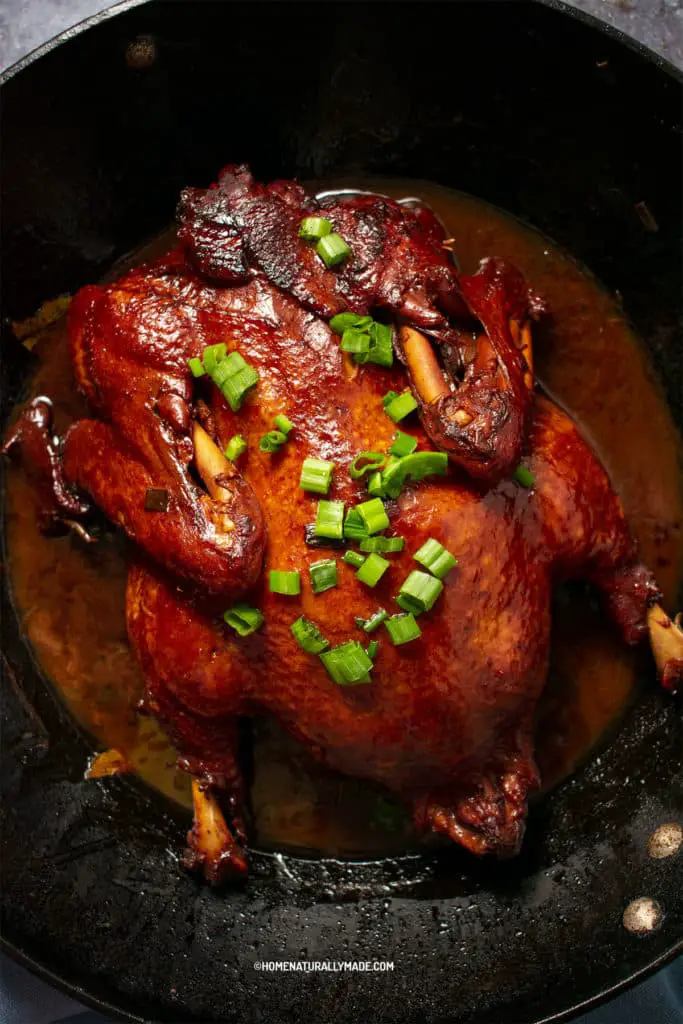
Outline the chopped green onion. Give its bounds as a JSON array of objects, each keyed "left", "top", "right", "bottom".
[
  {"left": 357, "top": 552, "right": 390, "bottom": 588},
  {"left": 220, "top": 350, "right": 247, "bottom": 376},
  {"left": 366, "top": 640, "right": 380, "bottom": 660},
  {"left": 413, "top": 537, "right": 458, "bottom": 579},
  {"left": 357, "top": 322, "right": 393, "bottom": 367},
  {"left": 224, "top": 435, "right": 247, "bottom": 461},
  {"left": 320, "top": 640, "right": 373, "bottom": 685},
  {"left": 367, "top": 471, "right": 385, "bottom": 498},
  {"left": 221, "top": 363, "right": 259, "bottom": 412},
  {"left": 343, "top": 507, "right": 369, "bottom": 541},
  {"left": 396, "top": 570, "right": 443, "bottom": 614},
  {"left": 274, "top": 414, "right": 294, "bottom": 436},
  {"left": 202, "top": 343, "right": 228, "bottom": 375},
  {"left": 329, "top": 312, "right": 373, "bottom": 335},
  {"left": 349, "top": 451, "right": 386, "bottom": 480},
  {"left": 384, "top": 612, "right": 422, "bottom": 646},
  {"left": 299, "top": 216, "right": 332, "bottom": 241},
  {"left": 381, "top": 451, "right": 448, "bottom": 499},
  {"left": 291, "top": 615, "right": 329, "bottom": 653},
  {"left": 223, "top": 602, "right": 264, "bottom": 637},
  {"left": 259, "top": 429, "right": 287, "bottom": 453},
  {"left": 384, "top": 389, "right": 419, "bottom": 423},
  {"left": 188, "top": 356, "right": 206, "bottom": 378},
  {"left": 317, "top": 232, "right": 350, "bottom": 268},
  {"left": 357, "top": 608, "right": 388, "bottom": 633},
  {"left": 309, "top": 558, "right": 338, "bottom": 594},
  {"left": 514, "top": 464, "right": 536, "bottom": 488},
  {"left": 382, "top": 390, "right": 400, "bottom": 408},
  {"left": 304, "top": 524, "right": 345, "bottom": 550},
  {"left": 300, "top": 457, "right": 335, "bottom": 495},
  {"left": 355, "top": 497, "right": 390, "bottom": 536},
  {"left": 313, "top": 500, "right": 344, "bottom": 540},
  {"left": 389, "top": 431, "right": 418, "bottom": 457},
  {"left": 343, "top": 550, "right": 366, "bottom": 569},
  {"left": 269, "top": 570, "right": 301, "bottom": 595},
  {"left": 340, "top": 329, "right": 371, "bottom": 354},
  {"left": 360, "top": 536, "right": 404, "bottom": 553}
]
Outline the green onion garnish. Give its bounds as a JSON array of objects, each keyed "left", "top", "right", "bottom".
[
  {"left": 343, "top": 507, "right": 369, "bottom": 541},
  {"left": 355, "top": 497, "right": 390, "bottom": 536},
  {"left": 269, "top": 570, "right": 301, "bottom": 595},
  {"left": 413, "top": 538, "right": 458, "bottom": 579},
  {"left": 382, "top": 390, "right": 399, "bottom": 408},
  {"left": 396, "top": 570, "right": 443, "bottom": 614},
  {"left": 299, "top": 217, "right": 332, "bottom": 242},
  {"left": 349, "top": 451, "right": 386, "bottom": 480},
  {"left": 360, "top": 322, "right": 393, "bottom": 368},
  {"left": 202, "top": 343, "right": 228, "bottom": 375},
  {"left": 389, "top": 431, "right": 418, "bottom": 458},
  {"left": 223, "top": 602, "right": 264, "bottom": 637},
  {"left": 195, "top": 345, "right": 258, "bottom": 411},
  {"left": 224, "top": 435, "right": 247, "bottom": 461},
  {"left": 259, "top": 429, "right": 287, "bottom": 453},
  {"left": 384, "top": 389, "right": 419, "bottom": 423},
  {"left": 356, "top": 608, "right": 388, "bottom": 633},
  {"left": 343, "top": 550, "right": 366, "bottom": 569},
  {"left": 291, "top": 615, "right": 329, "bottom": 653},
  {"left": 300, "top": 457, "right": 335, "bottom": 495},
  {"left": 367, "top": 471, "right": 385, "bottom": 499},
  {"left": 384, "top": 613, "right": 422, "bottom": 646},
  {"left": 513, "top": 464, "right": 536, "bottom": 488},
  {"left": 329, "top": 312, "right": 373, "bottom": 335},
  {"left": 313, "top": 500, "right": 344, "bottom": 540},
  {"left": 366, "top": 640, "right": 380, "bottom": 660},
  {"left": 317, "top": 232, "right": 350, "bottom": 268},
  {"left": 309, "top": 558, "right": 338, "bottom": 594},
  {"left": 320, "top": 640, "right": 373, "bottom": 685},
  {"left": 360, "top": 536, "right": 404, "bottom": 554},
  {"left": 356, "top": 553, "right": 390, "bottom": 588},
  {"left": 381, "top": 451, "right": 448, "bottom": 499},
  {"left": 340, "top": 329, "right": 371, "bottom": 355},
  {"left": 274, "top": 414, "right": 294, "bottom": 436},
  {"left": 188, "top": 357, "right": 206, "bottom": 378},
  {"left": 221, "top": 363, "right": 259, "bottom": 412}
]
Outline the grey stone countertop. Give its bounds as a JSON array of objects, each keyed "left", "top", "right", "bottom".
[{"left": 0, "top": 0, "right": 681, "bottom": 73}]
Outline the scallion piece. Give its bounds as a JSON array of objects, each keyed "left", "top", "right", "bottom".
[
  {"left": 357, "top": 608, "right": 388, "bottom": 633},
  {"left": 313, "top": 500, "right": 344, "bottom": 540},
  {"left": 384, "top": 612, "right": 422, "bottom": 646},
  {"left": 343, "top": 550, "right": 366, "bottom": 569},
  {"left": 274, "top": 414, "right": 294, "bottom": 436},
  {"left": 382, "top": 390, "right": 399, "bottom": 408},
  {"left": 299, "top": 216, "right": 332, "bottom": 242},
  {"left": 317, "top": 232, "right": 350, "bottom": 268},
  {"left": 291, "top": 615, "right": 329, "bottom": 653},
  {"left": 259, "top": 429, "right": 287, "bottom": 453},
  {"left": 221, "top": 363, "right": 259, "bottom": 412},
  {"left": 389, "top": 431, "right": 418, "bottom": 457},
  {"left": 356, "top": 552, "right": 390, "bottom": 588},
  {"left": 349, "top": 451, "right": 386, "bottom": 480},
  {"left": 269, "top": 570, "right": 301, "bottom": 595},
  {"left": 300, "top": 457, "right": 335, "bottom": 495},
  {"left": 367, "top": 471, "right": 385, "bottom": 499},
  {"left": 381, "top": 451, "right": 448, "bottom": 499},
  {"left": 223, "top": 602, "right": 264, "bottom": 637},
  {"left": 224, "top": 435, "right": 247, "bottom": 461},
  {"left": 413, "top": 537, "right": 458, "bottom": 579},
  {"left": 304, "top": 524, "right": 345, "bottom": 550},
  {"left": 188, "top": 356, "right": 206, "bottom": 378},
  {"left": 329, "top": 312, "right": 373, "bottom": 335},
  {"left": 202, "top": 343, "right": 228, "bottom": 375},
  {"left": 396, "top": 569, "right": 443, "bottom": 614},
  {"left": 360, "top": 536, "right": 404, "bottom": 554},
  {"left": 514, "top": 464, "right": 536, "bottom": 488},
  {"left": 309, "top": 558, "right": 338, "bottom": 594},
  {"left": 358, "top": 322, "right": 393, "bottom": 367},
  {"left": 320, "top": 640, "right": 373, "bottom": 685},
  {"left": 366, "top": 640, "right": 380, "bottom": 660},
  {"left": 343, "top": 507, "right": 369, "bottom": 541},
  {"left": 384, "top": 389, "right": 419, "bottom": 423},
  {"left": 340, "top": 329, "right": 371, "bottom": 355},
  {"left": 355, "top": 497, "right": 390, "bottom": 536}
]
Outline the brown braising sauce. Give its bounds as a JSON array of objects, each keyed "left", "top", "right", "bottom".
[{"left": 5, "top": 181, "right": 682, "bottom": 854}]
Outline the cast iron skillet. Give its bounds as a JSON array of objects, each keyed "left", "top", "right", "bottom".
[{"left": 1, "top": 2, "right": 681, "bottom": 1021}]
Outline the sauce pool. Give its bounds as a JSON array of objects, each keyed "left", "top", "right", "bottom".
[{"left": 4, "top": 181, "right": 682, "bottom": 855}]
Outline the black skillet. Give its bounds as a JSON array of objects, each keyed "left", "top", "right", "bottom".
[{"left": 1, "top": 2, "right": 681, "bottom": 1021}]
